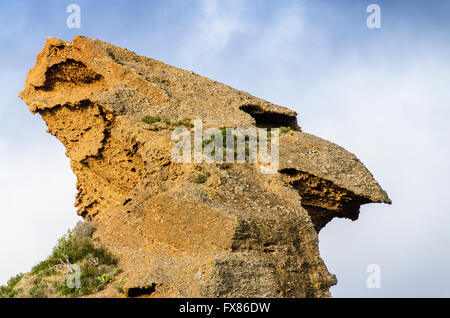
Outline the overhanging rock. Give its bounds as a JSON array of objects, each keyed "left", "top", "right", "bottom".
[{"left": 19, "top": 36, "right": 390, "bottom": 297}]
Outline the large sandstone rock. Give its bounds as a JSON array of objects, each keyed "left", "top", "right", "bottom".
[{"left": 19, "top": 36, "right": 390, "bottom": 297}]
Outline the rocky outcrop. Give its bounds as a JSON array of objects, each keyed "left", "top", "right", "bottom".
[{"left": 19, "top": 36, "right": 390, "bottom": 297}]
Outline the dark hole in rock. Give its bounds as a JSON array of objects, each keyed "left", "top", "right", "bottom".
[
  {"left": 263, "top": 242, "right": 275, "bottom": 253},
  {"left": 36, "top": 59, "right": 104, "bottom": 91},
  {"left": 240, "top": 104, "right": 300, "bottom": 131},
  {"left": 79, "top": 210, "right": 88, "bottom": 218},
  {"left": 126, "top": 284, "right": 156, "bottom": 297}
]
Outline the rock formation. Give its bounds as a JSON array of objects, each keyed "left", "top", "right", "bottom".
[{"left": 19, "top": 36, "right": 390, "bottom": 297}]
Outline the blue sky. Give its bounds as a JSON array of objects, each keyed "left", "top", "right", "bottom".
[{"left": 1, "top": 0, "right": 449, "bottom": 297}]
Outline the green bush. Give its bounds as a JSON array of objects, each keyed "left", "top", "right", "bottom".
[
  {"left": 30, "top": 283, "right": 48, "bottom": 298},
  {"left": 141, "top": 116, "right": 193, "bottom": 128},
  {"left": 194, "top": 173, "right": 209, "bottom": 184},
  {"left": 203, "top": 127, "right": 254, "bottom": 161},
  {"left": 11, "top": 221, "right": 123, "bottom": 298},
  {"left": 0, "top": 273, "right": 24, "bottom": 298},
  {"left": 170, "top": 117, "right": 194, "bottom": 128},
  {"left": 54, "top": 264, "right": 118, "bottom": 296},
  {"left": 268, "top": 126, "right": 291, "bottom": 139},
  {"left": 98, "top": 273, "right": 115, "bottom": 286},
  {"left": 114, "top": 277, "right": 126, "bottom": 294},
  {"left": 280, "top": 126, "right": 291, "bottom": 134},
  {"left": 32, "top": 230, "right": 116, "bottom": 278},
  {"left": 141, "top": 116, "right": 161, "bottom": 125}
]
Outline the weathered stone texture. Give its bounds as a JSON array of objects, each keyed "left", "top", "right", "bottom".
[{"left": 19, "top": 36, "right": 390, "bottom": 297}]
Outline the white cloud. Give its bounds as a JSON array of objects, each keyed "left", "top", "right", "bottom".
[{"left": 179, "top": 0, "right": 247, "bottom": 68}]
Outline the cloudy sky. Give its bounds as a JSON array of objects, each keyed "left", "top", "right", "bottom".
[{"left": 1, "top": 0, "right": 449, "bottom": 297}]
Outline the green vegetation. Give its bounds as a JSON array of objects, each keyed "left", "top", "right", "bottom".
[
  {"left": 141, "top": 116, "right": 194, "bottom": 128},
  {"left": 169, "top": 117, "right": 194, "bottom": 128},
  {"left": 97, "top": 273, "right": 115, "bottom": 286},
  {"left": 32, "top": 229, "right": 116, "bottom": 277},
  {"left": 279, "top": 126, "right": 291, "bottom": 134},
  {"left": 106, "top": 49, "right": 124, "bottom": 65},
  {"left": 141, "top": 116, "right": 162, "bottom": 125},
  {"left": 202, "top": 126, "right": 291, "bottom": 161},
  {"left": 0, "top": 221, "right": 122, "bottom": 298},
  {"left": 202, "top": 127, "right": 252, "bottom": 161},
  {"left": 29, "top": 281, "right": 48, "bottom": 298},
  {"left": 194, "top": 172, "right": 209, "bottom": 184},
  {"left": 114, "top": 277, "right": 127, "bottom": 294},
  {"left": 267, "top": 126, "right": 291, "bottom": 139},
  {"left": 0, "top": 274, "right": 24, "bottom": 298},
  {"left": 190, "top": 126, "right": 291, "bottom": 163}
]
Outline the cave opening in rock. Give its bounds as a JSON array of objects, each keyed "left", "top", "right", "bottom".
[
  {"left": 126, "top": 284, "right": 157, "bottom": 297},
  {"left": 240, "top": 104, "right": 300, "bottom": 130}
]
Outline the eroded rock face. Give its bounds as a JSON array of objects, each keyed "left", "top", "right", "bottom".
[{"left": 19, "top": 36, "right": 390, "bottom": 297}]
